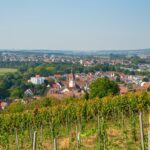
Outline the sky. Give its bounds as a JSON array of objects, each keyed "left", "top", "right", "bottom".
[{"left": 0, "top": 0, "right": 150, "bottom": 50}]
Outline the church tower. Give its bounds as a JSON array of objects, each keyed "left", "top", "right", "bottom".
[{"left": 68, "top": 70, "right": 75, "bottom": 88}]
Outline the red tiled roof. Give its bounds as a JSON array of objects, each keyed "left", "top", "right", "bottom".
[
  {"left": 119, "top": 85, "right": 128, "bottom": 94},
  {"left": 141, "top": 82, "right": 150, "bottom": 88},
  {"left": 54, "top": 74, "right": 62, "bottom": 78},
  {"left": 52, "top": 84, "right": 60, "bottom": 88}
]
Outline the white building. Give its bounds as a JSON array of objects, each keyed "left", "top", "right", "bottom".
[
  {"left": 30, "top": 75, "right": 45, "bottom": 85},
  {"left": 68, "top": 73, "right": 75, "bottom": 88}
]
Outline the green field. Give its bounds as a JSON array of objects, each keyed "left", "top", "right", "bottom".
[{"left": 0, "top": 68, "right": 17, "bottom": 75}]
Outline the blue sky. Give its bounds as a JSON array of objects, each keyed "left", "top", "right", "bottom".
[{"left": 0, "top": 0, "right": 150, "bottom": 50}]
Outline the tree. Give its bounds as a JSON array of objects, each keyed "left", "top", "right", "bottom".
[
  {"left": 89, "top": 78, "right": 119, "bottom": 99},
  {"left": 116, "top": 76, "right": 121, "bottom": 82},
  {"left": 84, "top": 91, "right": 89, "bottom": 100},
  {"left": 9, "top": 87, "right": 23, "bottom": 99},
  {"left": 142, "top": 77, "right": 149, "bottom": 82},
  {"left": 115, "top": 74, "right": 121, "bottom": 82},
  {"left": 0, "top": 80, "right": 9, "bottom": 98}
]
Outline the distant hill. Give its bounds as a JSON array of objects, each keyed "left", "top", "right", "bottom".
[{"left": 0, "top": 48, "right": 150, "bottom": 56}]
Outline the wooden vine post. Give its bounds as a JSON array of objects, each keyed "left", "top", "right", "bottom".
[
  {"left": 76, "top": 125, "right": 80, "bottom": 150},
  {"left": 139, "top": 111, "right": 144, "bottom": 150},
  {"left": 53, "top": 138, "right": 57, "bottom": 150},
  {"left": 148, "top": 130, "right": 150, "bottom": 150},
  {"left": 102, "top": 116, "right": 106, "bottom": 150},
  {"left": 98, "top": 111, "right": 101, "bottom": 150},
  {"left": 50, "top": 119, "right": 58, "bottom": 150},
  {"left": 15, "top": 129, "right": 19, "bottom": 150},
  {"left": 32, "top": 131, "right": 37, "bottom": 150},
  {"left": 40, "top": 125, "right": 43, "bottom": 149}
]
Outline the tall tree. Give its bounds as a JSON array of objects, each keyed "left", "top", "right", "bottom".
[{"left": 89, "top": 78, "right": 119, "bottom": 99}]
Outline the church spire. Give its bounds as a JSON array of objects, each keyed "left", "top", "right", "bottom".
[{"left": 69, "top": 67, "right": 75, "bottom": 88}]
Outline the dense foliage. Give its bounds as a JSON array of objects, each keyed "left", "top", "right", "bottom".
[
  {"left": 1, "top": 92, "right": 149, "bottom": 134},
  {"left": 89, "top": 78, "right": 119, "bottom": 98}
]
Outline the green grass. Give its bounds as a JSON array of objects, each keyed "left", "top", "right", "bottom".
[{"left": 0, "top": 68, "right": 17, "bottom": 75}]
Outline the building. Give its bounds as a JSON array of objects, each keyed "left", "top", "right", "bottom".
[
  {"left": 119, "top": 84, "right": 128, "bottom": 94},
  {"left": 24, "top": 89, "right": 33, "bottom": 96},
  {"left": 0, "top": 101, "right": 8, "bottom": 110},
  {"left": 30, "top": 75, "right": 45, "bottom": 85},
  {"left": 68, "top": 73, "right": 75, "bottom": 88}
]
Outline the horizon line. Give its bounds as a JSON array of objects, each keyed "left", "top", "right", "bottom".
[{"left": 0, "top": 48, "right": 150, "bottom": 52}]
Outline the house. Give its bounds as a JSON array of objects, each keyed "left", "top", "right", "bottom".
[
  {"left": 24, "top": 89, "right": 33, "bottom": 96},
  {"left": 29, "top": 75, "right": 45, "bottom": 85},
  {"left": 119, "top": 84, "right": 128, "bottom": 94},
  {"left": 132, "top": 84, "right": 149, "bottom": 92},
  {"left": 141, "top": 82, "right": 150, "bottom": 88},
  {"left": 0, "top": 101, "right": 8, "bottom": 110},
  {"left": 62, "top": 88, "right": 70, "bottom": 93}
]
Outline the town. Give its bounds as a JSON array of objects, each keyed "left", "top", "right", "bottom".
[
  {"left": 27, "top": 70, "right": 149, "bottom": 98},
  {"left": 0, "top": 49, "right": 150, "bottom": 110}
]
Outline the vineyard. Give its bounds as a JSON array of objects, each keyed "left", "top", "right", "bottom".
[{"left": 0, "top": 91, "right": 150, "bottom": 149}]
